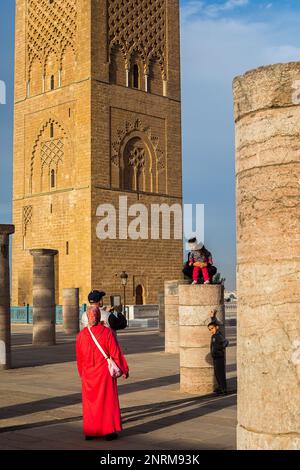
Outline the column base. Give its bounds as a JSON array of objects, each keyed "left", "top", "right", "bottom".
[{"left": 237, "top": 425, "right": 300, "bottom": 450}]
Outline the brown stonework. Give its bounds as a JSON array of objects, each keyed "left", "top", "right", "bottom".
[{"left": 12, "top": 1, "right": 183, "bottom": 307}]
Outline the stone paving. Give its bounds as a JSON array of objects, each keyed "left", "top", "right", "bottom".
[{"left": 0, "top": 324, "right": 237, "bottom": 450}]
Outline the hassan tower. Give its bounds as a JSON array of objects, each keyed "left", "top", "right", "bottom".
[{"left": 12, "top": 0, "right": 183, "bottom": 305}]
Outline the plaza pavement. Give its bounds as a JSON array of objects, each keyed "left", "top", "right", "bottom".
[{"left": 0, "top": 324, "right": 237, "bottom": 450}]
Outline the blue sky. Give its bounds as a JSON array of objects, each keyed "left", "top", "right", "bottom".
[{"left": 2, "top": 1, "right": 300, "bottom": 290}]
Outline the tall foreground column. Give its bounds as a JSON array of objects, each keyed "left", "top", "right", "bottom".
[
  {"left": 30, "top": 249, "right": 58, "bottom": 346},
  {"left": 179, "top": 284, "right": 225, "bottom": 394},
  {"left": 63, "top": 288, "right": 79, "bottom": 335},
  {"left": 164, "top": 280, "right": 189, "bottom": 353},
  {"left": 234, "top": 62, "right": 300, "bottom": 450},
  {"left": 0, "top": 225, "right": 15, "bottom": 370}
]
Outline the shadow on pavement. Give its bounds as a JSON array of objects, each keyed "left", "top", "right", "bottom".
[
  {"left": 0, "top": 374, "right": 180, "bottom": 421},
  {"left": 0, "top": 392, "right": 236, "bottom": 437},
  {"left": 11, "top": 330, "right": 164, "bottom": 368}
]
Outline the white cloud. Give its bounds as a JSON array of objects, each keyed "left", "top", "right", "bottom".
[
  {"left": 181, "top": 0, "right": 249, "bottom": 22},
  {"left": 206, "top": 0, "right": 249, "bottom": 17}
]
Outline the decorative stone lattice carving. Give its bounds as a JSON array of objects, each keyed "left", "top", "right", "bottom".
[
  {"left": 27, "top": 0, "right": 77, "bottom": 76},
  {"left": 41, "top": 139, "right": 64, "bottom": 173},
  {"left": 128, "top": 147, "right": 146, "bottom": 169},
  {"left": 108, "top": 0, "right": 166, "bottom": 77},
  {"left": 30, "top": 118, "right": 69, "bottom": 193},
  {"left": 23, "top": 206, "right": 33, "bottom": 236},
  {"left": 111, "top": 118, "right": 165, "bottom": 170}
]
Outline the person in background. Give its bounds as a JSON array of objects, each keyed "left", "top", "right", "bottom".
[
  {"left": 80, "top": 290, "right": 127, "bottom": 331},
  {"left": 208, "top": 320, "right": 229, "bottom": 395},
  {"left": 76, "top": 306, "right": 129, "bottom": 441}
]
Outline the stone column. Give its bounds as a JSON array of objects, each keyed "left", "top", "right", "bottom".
[
  {"left": 30, "top": 249, "right": 58, "bottom": 346},
  {"left": 63, "top": 288, "right": 79, "bottom": 335},
  {"left": 158, "top": 291, "right": 165, "bottom": 336},
  {"left": 234, "top": 62, "right": 300, "bottom": 450},
  {"left": 0, "top": 225, "right": 15, "bottom": 371},
  {"left": 164, "top": 280, "right": 190, "bottom": 353},
  {"left": 179, "top": 284, "right": 225, "bottom": 395}
]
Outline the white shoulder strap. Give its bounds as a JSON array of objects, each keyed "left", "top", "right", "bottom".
[{"left": 88, "top": 326, "right": 108, "bottom": 360}]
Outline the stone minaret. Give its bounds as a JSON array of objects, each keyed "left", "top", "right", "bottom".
[{"left": 12, "top": 0, "right": 183, "bottom": 306}]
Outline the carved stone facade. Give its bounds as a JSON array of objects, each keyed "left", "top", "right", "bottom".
[
  {"left": 111, "top": 114, "right": 166, "bottom": 194},
  {"left": 108, "top": 0, "right": 166, "bottom": 93},
  {"left": 13, "top": 0, "right": 182, "bottom": 306},
  {"left": 27, "top": 0, "right": 77, "bottom": 94}
]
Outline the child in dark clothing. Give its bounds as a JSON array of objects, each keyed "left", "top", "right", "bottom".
[{"left": 208, "top": 320, "right": 229, "bottom": 395}]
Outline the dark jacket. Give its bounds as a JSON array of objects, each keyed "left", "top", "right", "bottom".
[
  {"left": 108, "top": 311, "right": 127, "bottom": 330},
  {"left": 210, "top": 331, "right": 228, "bottom": 359}
]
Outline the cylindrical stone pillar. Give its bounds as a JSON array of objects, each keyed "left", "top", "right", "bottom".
[
  {"left": 0, "top": 225, "right": 15, "bottom": 371},
  {"left": 30, "top": 249, "right": 58, "bottom": 346},
  {"left": 165, "top": 280, "right": 189, "bottom": 353},
  {"left": 234, "top": 62, "right": 300, "bottom": 450},
  {"left": 158, "top": 291, "right": 165, "bottom": 336},
  {"left": 179, "top": 284, "right": 225, "bottom": 395},
  {"left": 63, "top": 288, "right": 79, "bottom": 335}
]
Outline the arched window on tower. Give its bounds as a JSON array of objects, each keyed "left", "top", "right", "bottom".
[
  {"left": 50, "top": 169, "right": 56, "bottom": 189},
  {"left": 133, "top": 64, "right": 140, "bottom": 89},
  {"left": 122, "top": 137, "right": 153, "bottom": 193},
  {"left": 50, "top": 123, "right": 54, "bottom": 138},
  {"left": 50, "top": 75, "right": 55, "bottom": 90}
]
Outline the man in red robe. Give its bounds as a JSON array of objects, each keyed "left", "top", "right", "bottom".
[{"left": 76, "top": 306, "right": 129, "bottom": 441}]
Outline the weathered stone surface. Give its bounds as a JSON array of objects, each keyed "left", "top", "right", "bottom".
[
  {"left": 234, "top": 62, "right": 300, "bottom": 450},
  {"left": 179, "top": 285, "right": 224, "bottom": 395},
  {"left": 180, "top": 367, "right": 215, "bottom": 395},
  {"left": 63, "top": 288, "right": 79, "bottom": 335},
  {"left": 233, "top": 61, "right": 300, "bottom": 121},
  {"left": 179, "top": 305, "right": 225, "bottom": 326},
  {"left": 179, "top": 284, "right": 224, "bottom": 306},
  {"left": 158, "top": 291, "right": 165, "bottom": 336},
  {"left": 237, "top": 426, "right": 300, "bottom": 451},
  {"left": 0, "top": 225, "right": 15, "bottom": 371},
  {"left": 164, "top": 280, "right": 189, "bottom": 353},
  {"left": 30, "top": 249, "right": 58, "bottom": 346},
  {"left": 180, "top": 346, "right": 213, "bottom": 368},
  {"left": 180, "top": 326, "right": 211, "bottom": 348}
]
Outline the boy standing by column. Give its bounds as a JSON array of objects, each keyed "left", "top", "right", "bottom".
[{"left": 208, "top": 320, "right": 229, "bottom": 395}]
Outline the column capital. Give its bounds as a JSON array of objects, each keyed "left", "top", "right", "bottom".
[
  {"left": 0, "top": 225, "right": 15, "bottom": 236},
  {"left": 30, "top": 249, "right": 58, "bottom": 257}
]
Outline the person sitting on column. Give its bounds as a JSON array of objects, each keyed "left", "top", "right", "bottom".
[
  {"left": 188, "top": 238, "right": 214, "bottom": 285},
  {"left": 80, "top": 290, "right": 127, "bottom": 331},
  {"left": 208, "top": 320, "right": 229, "bottom": 395}
]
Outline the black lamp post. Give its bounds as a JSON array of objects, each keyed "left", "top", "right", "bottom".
[{"left": 120, "top": 271, "right": 128, "bottom": 323}]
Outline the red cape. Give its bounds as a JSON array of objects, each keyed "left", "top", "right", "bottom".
[{"left": 76, "top": 324, "right": 129, "bottom": 437}]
